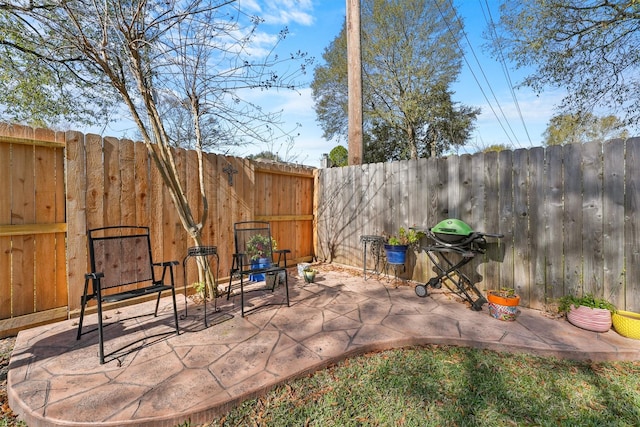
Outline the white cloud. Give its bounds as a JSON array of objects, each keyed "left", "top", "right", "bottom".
[{"left": 257, "top": 0, "right": 315, "bottom": 26}]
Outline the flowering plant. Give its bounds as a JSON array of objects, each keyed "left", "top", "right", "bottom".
[
  {"left": 385, "top": 227, "right": 424, "bottom": 249},
  {"left": 246, "top": 234, "right": 277, "bottom": 261}
]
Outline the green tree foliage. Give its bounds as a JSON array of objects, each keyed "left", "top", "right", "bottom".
[
  {"left": 482, "top": 144, "right": 510, "bottom": 153},
  {"left": 494, "top": 1, "right": 640, "bottom": 128},
  {"left": 328, "top": 145, "right": 348, "bottom": 167},
  {"left": 246, "top": 151, "right": 283, "bottom": 162},
  {"left": 312, "top": 0, "right": 479, "bottom": 162},
  {"left": 543, "top": 113, "right": 630, "bottom": 145}
]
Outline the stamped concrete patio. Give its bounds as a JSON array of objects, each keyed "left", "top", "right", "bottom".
[{"left": 8, "top": 264, "right": 640, "bottom": 427}]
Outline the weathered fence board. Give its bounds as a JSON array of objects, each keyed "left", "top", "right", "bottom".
[
  {"left": 603, "top": 139, "right": 625, "bottom": 306},
  {"left": 317, "top": 139, "right": 640, "bottom": 311},
  {"left": 625, "top": 140, "right": 640, "bottom": 312}
]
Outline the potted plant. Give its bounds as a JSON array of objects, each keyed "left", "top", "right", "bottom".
[
  {"left": 612, "top": 310, "right": 640, "bottom": 340},
  {"left": 383, "top": 227, "right": 424, "bottom": 265},
  {"left": 303, "top": 265, "right": 318, "bottom": 283},
  {"left": 558, "top": 293, "right": 616, "bottom": 332},
  {"left": 246, "top": 234, "right": 277, "bottom": 281},
  {"left": 486, "top": 288, "right": 520, "bottom": 321}
]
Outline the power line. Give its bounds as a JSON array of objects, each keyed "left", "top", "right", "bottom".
[
  {"left": 481, "top": 0, "right": 533, "bottom": 146},
  {"left": 432, "top": 0, "right": 516, "bottom": 147},
  {"left": 444, "top": 0, "right": 525, "bottom": 149}
]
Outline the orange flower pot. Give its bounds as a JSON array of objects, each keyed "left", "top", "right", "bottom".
[{"left": 487, "top": 290, "right": 520, "bottom": 321}]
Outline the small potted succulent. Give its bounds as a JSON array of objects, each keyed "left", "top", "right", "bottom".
[
  {"left": 558, "top": 293, "right": 616, "bottom": 332},
  {"left": 303, "top": 265, "right": 318, "bottom": 283},
  {"left": 383, "top": 227, "right": 424, "bottom": 265},
  {"left": 486, "top": 288, "right": 520, "bottom": 321}
]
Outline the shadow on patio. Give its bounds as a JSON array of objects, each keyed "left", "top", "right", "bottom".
[{"left": 8, "top": 264, "right": 640, "bottom": 427}]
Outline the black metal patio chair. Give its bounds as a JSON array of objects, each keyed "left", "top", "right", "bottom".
[
  {"left": 226, "top": 221, "right": 290, "bottom": 316},
  {"left": 76, "top": 226, "right": 180, "bottom": 364}
]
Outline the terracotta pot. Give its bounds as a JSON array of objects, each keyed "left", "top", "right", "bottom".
[
  {"left": 567, "top": 304, "right": 612, "bottom": 332},
  {"left": 486, "top": 291, "right": 520, "bottom": 307},
  {"left": 486, "top": 291, "right": 520, "bottom": 321}
]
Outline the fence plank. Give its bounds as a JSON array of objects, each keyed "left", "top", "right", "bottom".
[
  {"left": 65, "top": 131, "right": 88, "bottom": 314},
  {"left": 11, "top": 143, "right": 35, "bottom": 317},
  {"left": 86, "top": 134, "right": 105, "bottom": 229},
  {"left": 603, "top": 139, "right": 625, "bottom": 306},
  {"left": 484, "top": 151, "right": 499, "bottom": 290},
  {"left": 104, "top": 137, "right": 122, "bottom": 227},
  {"left": 458, "top": 155, "right": 473, "bottom": 222},
  {"left": 498, "top": 150, "right": 514, "bottom": 292},
  {"left": 528, "top": 147, "right": 546, "bottom": 309},
  {"left": 545, "top": 145, "right": 564, "bottom": 301},
  {"left": 0, "top": 140, "right": 11, "bottom": 319},
  {"left": 512, "top": 148, "right": 530, "bottom": 305},
  {"left": 447, "top": 155, "right": 460, "bottom": 219},
  {"left": 134, "top": 142, "right": 151, "bottom": 227},
  {"left": 35, "top": 145, "right": 58, "bottom": 311},
  {"left": 120, "top": 139, "right": 136, "bottom": 226},
  {"left": 582, "top": 140, "right": 603, "bottom": 299},
  {"left": 469, "top": 152, "right": 486, "bottom": 289},
  {"left": 563, "top": 142, "right": 583, "bottom": 298},
  {"left": 625, "top": 138, "right": 640, "bottom": 312}
]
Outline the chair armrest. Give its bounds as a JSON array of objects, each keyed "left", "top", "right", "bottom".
[
  {"left": 154, "top": 261, "right": 179, "bottom": 267},
  {"left": 85, "top": 272, "right": 104, "bottom": 280}
]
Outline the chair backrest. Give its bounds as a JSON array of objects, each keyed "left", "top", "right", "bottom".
[
  {"left": 88, "top": 226, "right": 155, "bottom": 289},
  {"left": 233, "top": 221, "right": 276, "bottom": 266}
]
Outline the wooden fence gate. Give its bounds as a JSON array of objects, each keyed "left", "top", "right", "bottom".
[{"left": 0, "top": 124, "right": 67, "bottom": 338}]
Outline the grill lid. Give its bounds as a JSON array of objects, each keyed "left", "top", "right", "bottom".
[{"left": 431, "top": 219, "right": 473, "bottom": 236}]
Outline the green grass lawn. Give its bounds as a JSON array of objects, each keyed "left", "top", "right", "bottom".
[
  {"left": 204, "top": 345, "right": 640, "bottom": 427},
  {"left": 4, "top": 342, "right": 640, "bottom": 427}
]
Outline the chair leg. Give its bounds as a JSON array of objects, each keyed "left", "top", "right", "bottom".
[
  {"left": 96, "top": 293, "right": 105, "bottom": 365},
  {"left": 170, "top": 287, "right": 180, "bottom": 334},
  {"left": 154, "top": 292, "right": 162, "bottom": 316},
  {"left": 284, "top": 271, "right": 290, "bottom": 307},
  {"left": 227, "top": 273, "right": 233, "bottom": 300},
  {"left": 76, "top": 277, "right": 91, "bottom": 340},
  {"left": 240, "top": 275, "right": 245, "bottom": 317}
]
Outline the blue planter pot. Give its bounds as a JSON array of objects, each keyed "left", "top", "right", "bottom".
[
  {"left": 384, "top": 244, "right": 408, "bottom": 265},
  {"left": 249, "top": 257, "right": 269, "bottom": 281}
]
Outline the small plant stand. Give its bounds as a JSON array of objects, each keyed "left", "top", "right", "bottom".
[
  {"left": 183, "top": 245, "right": 219, "bottom": 327},
  {"left": 360, "top": 235, "right": 385, "bottom": 280}
]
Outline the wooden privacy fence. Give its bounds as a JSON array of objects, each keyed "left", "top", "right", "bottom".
[
  {"left": 0, "top": 123, "right": 315, "bottom": 337},
  {"left": 0, "top": 125, "right": 67, "bottom": 337},
  {"left": 316, "top": 138, "right": 640, "bottom": 313}
]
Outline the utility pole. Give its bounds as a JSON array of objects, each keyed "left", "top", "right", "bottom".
[{"left": 346, "top": 0, "right": 363, "bottom": 165}]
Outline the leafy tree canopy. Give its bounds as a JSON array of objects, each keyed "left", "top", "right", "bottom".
[
  {"left": 482, "top": 144, "right": 510, "bottom": 153},
  {"left": 328, "top": 145, "right": 348, "bottom": 167},
  {"left": 493, "top": 0, "right": 640, "bottom": 129},
  {"left": 312, "top": 0, "right": 479, "bottom": 163},
  {"left": 543, "top": 113, "right": 630, "bottom": 145},
  {"left": 247, "top": 151, "right": 283, "bottom": 162}
]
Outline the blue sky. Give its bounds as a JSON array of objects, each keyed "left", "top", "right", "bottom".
[
  {"left": 234, "top": 0, "right": 566, "bottom": 166},
  {"left": 94, "top": 1, "right": 565, "bottom": 167}
]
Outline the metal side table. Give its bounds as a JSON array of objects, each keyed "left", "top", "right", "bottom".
[
  {"left": 183, "top": 246, "right": 219, "bottom": 327},
  {"left": 360, "top": 235, "right": 385, "bottom": 280}
]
